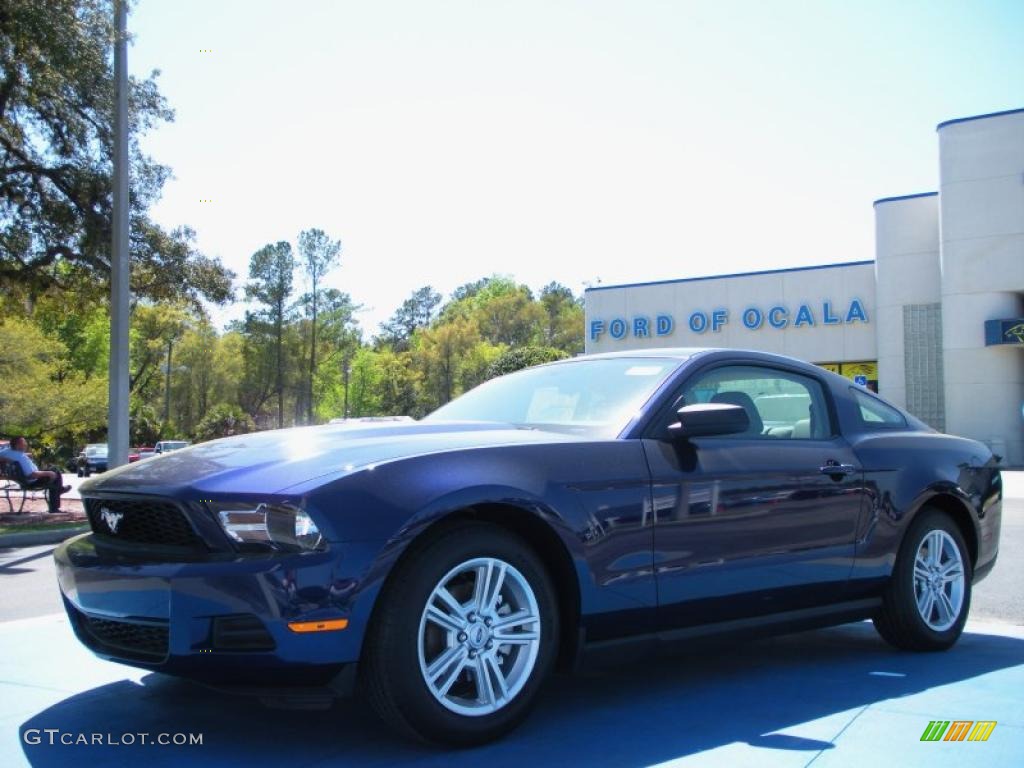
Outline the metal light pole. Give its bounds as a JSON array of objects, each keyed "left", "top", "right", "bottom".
[{"left": 107, "top": 0, "right": 130, "bottom": 468}]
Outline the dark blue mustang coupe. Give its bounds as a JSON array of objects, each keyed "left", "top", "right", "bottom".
[{"left": 55, "top": 348, "right": 1002, "bottom": 744}]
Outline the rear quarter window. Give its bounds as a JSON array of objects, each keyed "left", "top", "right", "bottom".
[{"left": 852, "top": 388, "right": 907, "bottom": 429}]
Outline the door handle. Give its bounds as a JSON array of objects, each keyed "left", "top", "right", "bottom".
[{"left": 820, "top": 461, "right": 857, "bottom": 477}]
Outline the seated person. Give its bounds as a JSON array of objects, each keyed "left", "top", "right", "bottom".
[{"left": 0, "top": 436, "right": 71, "bottom": 513}]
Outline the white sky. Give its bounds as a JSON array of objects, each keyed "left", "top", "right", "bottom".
[{"left": 127, "top": 0, "right": 1024, "bottom": 336}]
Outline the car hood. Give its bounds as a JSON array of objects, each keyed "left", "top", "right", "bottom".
[{"left": 79, "top": 421, "right": 579, "bottom": 496}]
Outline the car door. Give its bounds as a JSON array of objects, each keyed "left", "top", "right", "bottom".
[{"left": 641, "top": 361, "right": 867, "bottom": 631}]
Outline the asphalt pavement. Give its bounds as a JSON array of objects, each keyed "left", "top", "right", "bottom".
[{"left": 0, "top": 474, "right": 1021, "bottom": 766}]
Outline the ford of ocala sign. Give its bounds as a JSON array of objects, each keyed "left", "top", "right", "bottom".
[{"left": 589, "top": 299, "right": 869, "bottom": 341}]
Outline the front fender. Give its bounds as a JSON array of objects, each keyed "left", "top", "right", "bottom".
[{"left": 305, "top": 441, "right": 656, "bottom": 652}]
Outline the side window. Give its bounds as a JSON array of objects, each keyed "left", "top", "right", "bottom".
[
  {"left": 852, "top": 388, "right": 906, "bottom": 429},
  {"left": 672, "top": 365, "right": 833, "bottom": 440}
]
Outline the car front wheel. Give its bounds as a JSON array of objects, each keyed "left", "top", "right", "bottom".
[
  {"left": 361, "top": 522, "right": 558, "bottom": 745},
  {"left": 873, "top": 508, "right": 972, "bottom": 651}
]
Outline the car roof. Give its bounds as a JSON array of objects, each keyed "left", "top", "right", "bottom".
[
  {"left": 570, "top": 347, "right": 713, "bottom": 361},
  {"left": 556, "top": 347, "right": 862, "bottom": 388}
]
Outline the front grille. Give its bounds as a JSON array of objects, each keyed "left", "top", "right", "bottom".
[
  {"left": 80, "top": 614, "right": 169, "bottom": 662},
  {"left": 85, "top": 497, "right": 206, "bottom": 549}
]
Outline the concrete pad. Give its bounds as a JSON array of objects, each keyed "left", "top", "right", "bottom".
[{"left": 2, "top": 616, "right": 1022, "bottom": 767}]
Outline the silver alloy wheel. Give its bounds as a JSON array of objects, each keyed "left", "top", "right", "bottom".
[
  {"left": 417, "top": 557, "right": 541, "bottom": 717},
  {"left": 913, "top": 529, "right": 965, "bottom": 631}
]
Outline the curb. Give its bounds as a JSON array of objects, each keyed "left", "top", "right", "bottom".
[{"left": 0, "top": 525, "right": 89, "bottom": 549}]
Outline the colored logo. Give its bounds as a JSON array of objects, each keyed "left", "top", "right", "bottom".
[
  {"left": 1005, "top": 323, "right": 1024, "bottom": 343},
  {"left": 100, "top": 507, "right": 124, "bottom": 534},
  {"left": 920, "top": 720, "right": 996, "bottom": 742}
]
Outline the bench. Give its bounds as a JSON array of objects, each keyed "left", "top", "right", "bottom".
[{"left": 0, "top": 460, "right": 47, "bottom": 515}]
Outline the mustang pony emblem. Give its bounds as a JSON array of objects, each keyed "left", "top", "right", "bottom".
[{"left": 100, "top": 508, "right": 124, "bottom": 534}]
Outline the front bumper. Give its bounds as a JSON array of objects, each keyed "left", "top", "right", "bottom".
[{"left": 54, "top": 533, "right": 383, "bottom": 692}]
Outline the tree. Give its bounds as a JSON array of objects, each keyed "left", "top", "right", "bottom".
[
  {"left": 194, "top": 403, "right": 255, "bottom": 442},
  {"left": 539, "top": 281, "right": 584, "bottom": 353},
  {"left": 448, "top": 277, "right": 493, "bottom": 304},
  {"left": 297, "top": 228, "right": 341, "bottom": 423},
  {"left": 236, "top": 312, "right": 277, "bottom": 423},
  {"left": 486, "top": 346, "right": 567, "bottom": 379},
  {"left": 0, "top": 0, "right": 234, "bottom": 305},
  {"left": 245, "top": 241, "right": 294, "bottom": 428},
  {"left": 0, "top": 317, "right": 107, "bottom": 440},
  {"left": 474, "top": 289, "right": 544, "bottom": 346},
  {"left": 374, "top": 346, "right": 419, "bottom": 417},
  {"left": 129, "top": 402, "right": 161, "bottom": 446},
  {"left": 460, "top": 340, "right": 504, "bottom": 392},
  {"left": 346, "top": 347, "right": 382, "bottom": 417},
  {"left": 414, "top": 316, "right": 479, "bottom": 410},
  {"left": 378, "top": 285, "right": 441, "bottom": 350},
  {"left": 127, "top": 302, "right": 191, "bottom": 412},
  {"left": 170, "top": 320, "right": 219, "bottom": 434}
]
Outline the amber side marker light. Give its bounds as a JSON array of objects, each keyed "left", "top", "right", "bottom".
[{"left": 287, "top": 619, "right": 349, "bottom": 633}]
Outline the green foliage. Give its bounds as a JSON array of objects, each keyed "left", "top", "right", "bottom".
[
  {"left": 245, "top": 241, "right": 295, "bottom": 428},
  {"left": 3, "top": 258, "right": 584, "bottom": 449},
  {"left": 0, "top": 317, "right": 107, "bottom": 440},
  {"left": 129, "top": 402, "right": 161, "bottom": 446},
  {"left": 413, "top": 315, "right": 481, "bottom": 411},
  {"left": 378, "top": 285, "right": 441, "bottom": 350},
  {"left": 539, "top": 281, "right": 584, "bottom": 353},
  {"left": 485, "top": 346, "right": 568, "bottom": 380},
  {"left": 0, "top": 0, "right": 234, "bottom": 305},
  {"left": 297, "top": 228, "right": 342, "bottom": 422},
  {"left": 194, "top": 404, "right": 255, "bottom": 442}
]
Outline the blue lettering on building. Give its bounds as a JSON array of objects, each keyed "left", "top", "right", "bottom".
[
  {"left": 742, "top": 307, "right": 763, "bottom": 329},
  {"left": 768, "top": 306, "right": 789, "bottom": 329},
  {"left": 591, "top": 299, "right": 869, "bottom": 342},
  {"left": 794, "top": 304, "right": 815, "bottom": 327},
  {"left": 846, "top": 298, "right": 868, "bottom": 324},
  {"left": 822, "top": 301, "right": 839, "bottom": 325}
]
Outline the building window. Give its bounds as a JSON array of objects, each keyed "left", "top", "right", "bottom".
[{"left": 903, "top": 303, "right": 945, "bottom": 431}]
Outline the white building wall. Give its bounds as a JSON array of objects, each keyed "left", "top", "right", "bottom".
[
  {"left": 938, "top": 110, "right": 1024, "bottom": 466},
  {"left": 873, "top": 193, "right": 941, "bottom": 410},
  {"left": 582, "top": 107, "right": 1024, "bottom": 466},
  {"left": 584, "top": 263, "right": 877, "bottom": 362}
]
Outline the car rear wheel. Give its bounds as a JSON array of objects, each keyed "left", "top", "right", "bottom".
[
  {"left": 361, "top": 522, "right": 558, "bottom": 745},
  {"left": 873, "top": 508, "right": 971, "bottom": 651}
]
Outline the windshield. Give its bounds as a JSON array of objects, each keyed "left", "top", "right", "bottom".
[
  {"left": 424, "top": 357, "right": 681, "bottom": 437},
  {"left": 85, "top": 445, "right": 106, "bottom": 456}
]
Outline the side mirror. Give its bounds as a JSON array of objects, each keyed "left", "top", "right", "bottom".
[{"left": 669, "top": 403, "right": 750, "bottom": 438}]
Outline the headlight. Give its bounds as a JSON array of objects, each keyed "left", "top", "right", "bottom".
[{"left": 212, "top": 502, "right": 324, "bottom": 552}]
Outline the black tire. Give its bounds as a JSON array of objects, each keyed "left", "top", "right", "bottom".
[
  {"left": 873, "top": 508, "right": 972, "bottom": 651},
  {"left": 360, "top": 522, "right": 559, "bottom": 746}
]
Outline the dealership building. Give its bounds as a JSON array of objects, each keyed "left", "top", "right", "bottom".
[{"left": 585, "top": 107, "right": 1024, "bottom": 466}]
